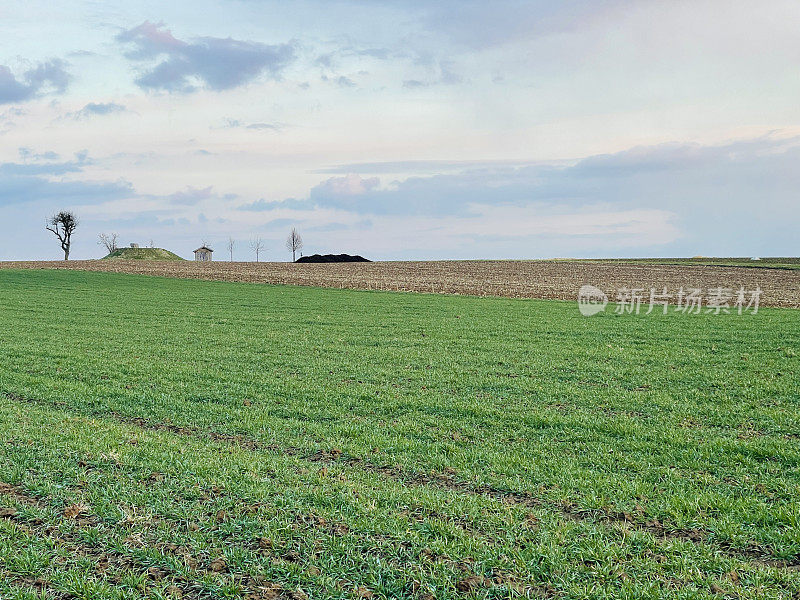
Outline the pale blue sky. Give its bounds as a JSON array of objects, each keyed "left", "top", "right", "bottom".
[{"left": 1, "top": 0, "right": 798, "bottom": 260}]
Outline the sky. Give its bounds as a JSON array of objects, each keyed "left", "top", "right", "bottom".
[{"left": 1, "top": 0, "right": 798, "bottom": 261}]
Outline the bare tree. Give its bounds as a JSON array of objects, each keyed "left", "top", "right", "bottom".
[
  {"left": 286, "top": 228, "right": 303, "bottom": 262},
  {"left": 249, "top": 237, "right": 265, "bottom": 262},
  {"left": 226, "top": 236, "right": 236, "bottom": 261},
  {"left": 46, "top": 211, "right": 78, "bottom": 260},
  {"left": 97, "top": 232, "right": 119, "bottom": 254}
]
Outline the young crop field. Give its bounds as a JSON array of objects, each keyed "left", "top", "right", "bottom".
[
  {"left": 0, "top": 269, "right": 798, "bottom": 599},
  {"left": 2, "top": 259, "right": 799, "bottom": 308}
]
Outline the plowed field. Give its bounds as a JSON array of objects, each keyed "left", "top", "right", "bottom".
[{"left": 3, "top": 259, "right": 799, "bottom": 308}]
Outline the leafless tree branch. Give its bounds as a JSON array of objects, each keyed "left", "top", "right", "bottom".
[
  {"left": 286, "top": 228, "right": 303, "bottom": 262},
  {"left": 249, "top": 237, "right": 265, "bottom": 262},
  {"left": 98, "top": 232, "right": 119, "bottom": 254}
]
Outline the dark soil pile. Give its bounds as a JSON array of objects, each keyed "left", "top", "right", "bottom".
[{"left": 295, "top": 254, "right": 371, "bottom": 263}]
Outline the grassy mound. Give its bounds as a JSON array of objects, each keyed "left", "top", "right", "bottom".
[{"left": 102, "top": 247, "right": 184, "bottom": 260}]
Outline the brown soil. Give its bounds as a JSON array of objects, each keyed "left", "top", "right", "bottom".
[{"left": 2, "top": 260, "right": 798, "bottom": 307}]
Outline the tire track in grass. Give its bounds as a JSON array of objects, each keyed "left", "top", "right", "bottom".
[
  {"left": 0, "top": 481, "right": 306, "bottom": 600},
  {"left": 4, "top": 391, "right": 797, "bottom": 571},
  {"left": 305, "top": 450, "right": 800, "bottom": 570},
  {"left": 1, "top": 478, "right": 379, "bottom": 600},
  {"left": 0, "top": 482, "right": 198, "bottom": 599},
  {"left": 114, "top": 415, "right": 800, "bottom": 569},
  {"left": 0, "top": 486, "right": 69, "bottom": 597},
  {"left": 0, "top": 403, "right": 555, "bottom": 599},
  {"left": 6, "top": 398, "right": 798, "bottom": 600}
]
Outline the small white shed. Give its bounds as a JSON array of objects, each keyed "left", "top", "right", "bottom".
[{"left": 194, "top": 246, "right": 213, "bottom": 261}]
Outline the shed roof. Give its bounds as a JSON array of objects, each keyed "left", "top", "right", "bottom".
[{"left": 193, "top": 246, "right": 213, "bottom": 252}]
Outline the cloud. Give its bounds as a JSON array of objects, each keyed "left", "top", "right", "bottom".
[
  {"left": 298, "top": 135, "right": 800, "bottom": 221},
  {"left": 409, "top": 0, "right": 622, "bottom": 49},
  {"left": 315, "top": 53, "right": 336, "bottom": 69},
  {"left": 306, "top": 222, "right": 349, "bottom": 232},
  {"left": 1, "top": 107, "right": 26, "bottom": 118},
  {"left": 336, "top": 75, "right": 356, "bottom": 87},
  {"left": 317, "top": 46, "right": 392, "bottom": 66},
  {"left": 18, "top": 147, "right": 60, "bottom": 162},
  {"left": 246, "top": 122, "right": 281, "bottom": 130},
  {"left": 402, "top": 59, "right": 462, "bottom": 88},
  {"left": 315, "top": 159, "right": 554, "bottom": 174},
  {"left": 310, "top": 174, "right": 380, "bottom": 198},
  {"left": 240, "top": 175, "right": 382, "bottom": 213},
  {"left": 357, "top": 48, "right": 392, "bottom": 60},
  {"left": 168, "top": 185, "right": 215, "bottom": 205},
  {"left": 0, "top": 59, "right": 70, "bottom": 104},
  {"left": 0, "top": 157, "right": 133, "bottom": 209},
  {"left": 0, "top": 108, "right": 25, "bottom": 135},
  {"left": 67, "top": 102, "right": 129, "bottom": 119},
  {"left": 2, "top": 149, "right": 91, "bottom": 177},
  {"left": 321, "top": 74, "right": 357, "bottom": 88},
  {"left": 0, "top": 161, "right": 81, "bottom": 177},
  {"left": 220, "top": 118, "right": 283, "bottom": 131},
  {"left": 232, "top": 134, "right": 800, "bottom": 257},
  {"left": 67, "top": 50, "right": 97, "bottom": 58},
  {"left": 116, "top": 21, "right": 295, "bottom": 92},
  {"left": 238, "top": 197, "right": 311, "bottom": 212}
]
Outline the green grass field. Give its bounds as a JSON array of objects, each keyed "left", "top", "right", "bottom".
[{"left": 0, "top": 269, "right": 798, "bottom": 599}]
